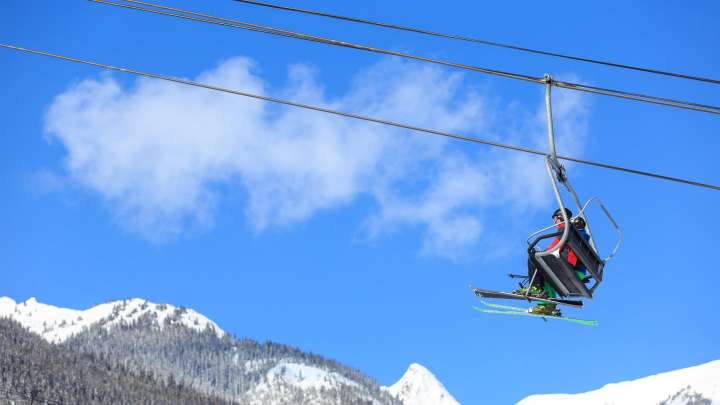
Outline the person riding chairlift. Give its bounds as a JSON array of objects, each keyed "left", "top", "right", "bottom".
[
  {"left": 515, "top": 208, "right": 585, "bottom": 316},
  {"left": 571, "top": 216, "right": 591, "bottom": 280}
]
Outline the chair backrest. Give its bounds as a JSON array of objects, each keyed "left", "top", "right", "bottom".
[
  {"left": 531, "top": 253, "right": 593, "bottom": 298},
  {"left": 528, "top": 224, "right": 606, "bottom": 298},
  {"left": 563, "top": 225, "right": 605, "bottom": 282}
]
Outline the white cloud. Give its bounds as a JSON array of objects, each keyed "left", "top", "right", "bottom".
[
  {"left": 44, "top": 57, "right": 589, "bottom": 257},
  {"left": 364, "top": 77, "right": 590, "bottom": 258}
]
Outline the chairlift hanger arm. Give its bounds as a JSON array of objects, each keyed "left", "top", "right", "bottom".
[{"left": 539, "top": 78, "right": 572, "bottom": 258}]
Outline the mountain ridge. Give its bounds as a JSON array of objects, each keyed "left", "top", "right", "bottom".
[
  {"left": 0, "top": 296, "right": 223, "bottom": 343},
  {"left": 6, "top": 295, "right": 718, "bottom": 405},
  {"left": 0, "top": 296, "right": 458, "bottom": 405}
]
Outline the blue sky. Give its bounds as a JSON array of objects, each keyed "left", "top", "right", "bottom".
[{"left": 2, "top": 1, "right": 719, "bottom": 404}]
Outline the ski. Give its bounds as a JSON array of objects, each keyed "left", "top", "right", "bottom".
[
  {"left": 478, "top": 300, "right": 599, "bottom": 326},
  {"left": 472, "top": 306, "right": 598, "bottom": 326},
  {"left": 479, "top": 300, "right": 531, "bottom": 313},
  {"left": 470, "top": 286, "right": 584, "bottom": 308}
]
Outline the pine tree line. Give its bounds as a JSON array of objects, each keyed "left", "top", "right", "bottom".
[
  {"left": 63, "top": 309, "right": 402, "bottom": 404},
  {"left": 0, "top": 317, "right": 232, "bottom": 405},
  {"left": 658, "top": 385, "right": 712, "bottom": 405}
]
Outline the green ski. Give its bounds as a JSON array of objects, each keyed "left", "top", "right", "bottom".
[
  {"left": 473, "top": 305, "right": 598, "bottom": 327},
  {"left": 478, "top": 301, "right": 598, "bottom": 325}
]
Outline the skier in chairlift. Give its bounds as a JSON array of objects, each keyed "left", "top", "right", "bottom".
[
  {"left": 514, "top": 207, "right": 585, "bottom": 316},
  {"left": 572, "top": 216, "right": 591, "bottom": 279}
]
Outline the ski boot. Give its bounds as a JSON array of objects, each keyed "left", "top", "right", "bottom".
[
  {"left": 512, "top": 285, "right": 546, "bottom": 297},
  {"left": 529, "top": 303, "right": 562, "bottom": 317}
]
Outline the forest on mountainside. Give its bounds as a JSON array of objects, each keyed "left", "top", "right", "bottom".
[
  {"left": 63, "top": 308, "right": 401, "bottom": 405},
  {"left": 1, "top": 305, "right": 402, "bottom": 405},
  {"left": 0, "top": 317, "right": 231, "bottom": 405}
]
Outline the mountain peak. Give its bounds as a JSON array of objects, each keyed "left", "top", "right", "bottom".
[
  {"left": 385, "top": 362, "right": 460, "bottom": 405},
  {"left": 0, "top": 296, "right": 225, "bottom": 343},
  {"left": 407, "top": 363, "right": 433, "bottom": 375}
]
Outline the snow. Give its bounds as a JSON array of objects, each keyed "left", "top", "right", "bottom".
[
  {"left": 266, "top": 362, "right": 360, "bottom": 390},
  {"left": 1, "top": 296, "right": 466, "bottom": 405},
  {"left": 0, "top": 296, "right": 465, "bottom": 405},
  {"left": 0, "top": 296, "right": 224, "bottom": 343},
  {"left": 517, "top": 359, "right": 720, "bottom": 405},
  {"left": 244, "top": 358, "right": 272, "bottom": 373},
  {"left": 0, "top": 297, "right": 17, "bottom": 314},
  {"left": 384, "top": 363, "right": 460, "bottom": 405},
  {"left": 237, "top": 361, "right": 374, "bottom": 405}
]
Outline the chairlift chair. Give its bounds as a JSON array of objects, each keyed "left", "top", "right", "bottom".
[
  {"left": 525, "top": 75, "right": 622, "bottom": 300},
  {"left": 472, "top": 74, "right": 622, "bottom": 309}
]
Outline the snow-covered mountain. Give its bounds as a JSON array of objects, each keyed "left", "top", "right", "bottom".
[
  {"left": 0, "top": 296, "right": 458, "bottom": 405},
  {"left": 518, "top": 359, "right": 720, "bottom": 405},
  {"left": 384, "top": 363, "right": 460, "bottom": 405},
  {"left": 0, "top": 296, "right": 223, "bottom": 343},
  {"left": 5, "top": 296, "right": 720, "bottom": 405},
  {"left": 238, "top": 360, "right": 386, "bottom": 404},
  {"left": 266, "top": 362, "right": 362, "bottom": 390}
]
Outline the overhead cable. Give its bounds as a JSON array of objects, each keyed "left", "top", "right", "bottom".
[
  {"left": 233, "top": 0, "right": 720, "bottom": 86},
  {"left": 89, "top": 0, "right": 720, "bottom": 116},
  {"left": 2, "top": 43, "right": 718, "bottom": 192}
]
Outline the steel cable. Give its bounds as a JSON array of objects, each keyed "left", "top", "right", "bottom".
[
  {"left": 2, "top": 43, "right": 718, "bottom": 192},
  {"left": 89, "top": 0, "right": 720, "bottom": 116},
  {"left": 232, "top": 0, "right": 720, "bottom": 86}
]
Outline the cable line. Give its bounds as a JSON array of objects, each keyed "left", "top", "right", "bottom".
[
  {"left": 232, "top": 0, "right": 720, "bottom": 86},
  {"left": 2, "top": 43, "right": 718, "bottom": 192},
  {"left": 89, "top": 0, "right": 720, "bottom": 116}
]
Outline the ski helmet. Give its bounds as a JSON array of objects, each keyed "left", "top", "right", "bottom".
[
  {"left": 552, "top": 207, "right": 572, "bottom": 220},
  {"left": 572, "top": 216, "right": 586, "bottom": 229}
]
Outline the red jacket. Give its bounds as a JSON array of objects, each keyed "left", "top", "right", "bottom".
[{"left": 546, "top": 223, "right": 578, "bottom": 267}]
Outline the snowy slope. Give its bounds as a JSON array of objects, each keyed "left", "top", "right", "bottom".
[
  {"left": 0, "top": 296, "right": 224, "bottom": 343},
  {"left": 384, "top": 363, "right": 460, "bottom": 405},
  {"left": 239, "top": 361, "right": 378, "bottom": 404},
  {"left": 266, "top": 362, "right": 361, "bottom": 390},
  {"left": 517, "top": 359, "right": 720, "bottom": 405},
  {"left": 0, "top": 296, "right": 460, "bottom": 405}
]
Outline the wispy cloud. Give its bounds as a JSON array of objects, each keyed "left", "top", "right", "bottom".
[
  {"left": 29, "top": 168, "right": 68, "bottom": 194},
  {"left": 44, "top": 57, "right": 589, "bottom": 257}
]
